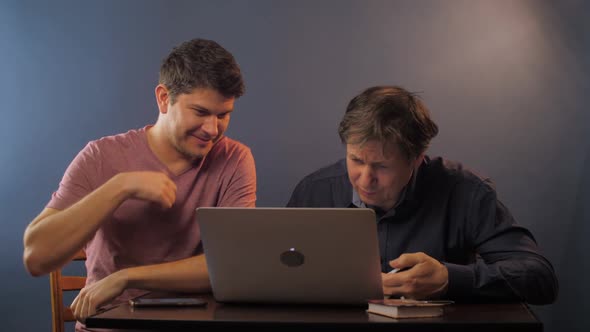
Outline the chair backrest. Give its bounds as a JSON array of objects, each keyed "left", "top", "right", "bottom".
[{"left": 49, "top": 250, "right": 87, "bottom": 332}]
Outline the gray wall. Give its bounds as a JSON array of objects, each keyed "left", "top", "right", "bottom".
[{"left": 1, "top": 0, "right": 588, "bottom": 331}]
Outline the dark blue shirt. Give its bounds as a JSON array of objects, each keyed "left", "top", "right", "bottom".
[{"left": 287, "top": 156, "right": 558, "bottom": 304}]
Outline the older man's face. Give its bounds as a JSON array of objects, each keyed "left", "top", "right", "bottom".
[{"left": 346, "top": 140, "right": 422, "bottom": 211}]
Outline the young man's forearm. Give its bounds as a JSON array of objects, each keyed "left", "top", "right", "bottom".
[{"left": 122, "top": 255, "right": 211, "bottom": 293}]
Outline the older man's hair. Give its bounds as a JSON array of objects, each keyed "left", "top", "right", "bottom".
[{"left": 338, "top": 86, "right": 439, "bottom": 160}]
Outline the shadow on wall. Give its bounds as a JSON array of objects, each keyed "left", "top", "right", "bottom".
[{"left": 553, "top": 145, "right": 590, "bottom": 331}]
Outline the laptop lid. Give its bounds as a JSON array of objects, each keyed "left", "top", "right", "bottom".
[{"left": 197, "top": 207, "right": 383, "bottom": 305}]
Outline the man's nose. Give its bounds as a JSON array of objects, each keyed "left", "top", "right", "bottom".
[
  {"left": 202, "top": 115, "right": 219, "bottom": 138},
  {"left": 358, "top": 167, "right": 376, "bottom": 188}
]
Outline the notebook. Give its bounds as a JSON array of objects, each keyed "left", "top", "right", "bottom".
[
  {"left": 196, "top": 207, "right": 383, "bottom": 305},
  {"left": 366, "top": 299, "right": 453, "bottom": 318}
]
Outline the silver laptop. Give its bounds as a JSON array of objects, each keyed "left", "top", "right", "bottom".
[{"left": 196, "top": 207, "right": 383, "bottom": 305}]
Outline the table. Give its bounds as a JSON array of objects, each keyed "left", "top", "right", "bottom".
[{"left": 86, "top": 294, "right": 542, "bottom": 332}]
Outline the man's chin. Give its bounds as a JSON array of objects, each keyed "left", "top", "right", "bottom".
[
  {"left": 359, "top": 196, "right": 386, "bottom": 208},
  {"left": 359, "top": 193, "right": 377, "bottom": 204},
  {"left": 364, "top": 200, "right": 380, "bottom": 207},
  {"left": 178, "top": 146, "right": 212, "bottom": 162},
  {"left": 191, "top": 148, "right": 212, "bottom": 160}
]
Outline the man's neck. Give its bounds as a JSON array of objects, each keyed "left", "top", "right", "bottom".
[{"left": 146, "top": 125, "right": 196, "bottom": 176}]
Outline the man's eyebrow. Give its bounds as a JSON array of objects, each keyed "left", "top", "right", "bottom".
[
  {"left": 189, "top": 104, "right": 210, "bottom": 112},
  {"left": 348, "top": 153, "right": 388, "bottom": 165},
  {"left": 190, "top": 104, "right": 234, "bottom": 114},
  {"left": 348, "top": 153, "right": 361, "bottom": 160}
]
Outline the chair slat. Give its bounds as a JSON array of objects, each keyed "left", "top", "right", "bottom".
[
  {"left": 72, "top": 250, "right": 86, "bottom": 261},
  {"left": 51, "top": 250, "right": 86, "bottom": 332},
  {"left": 61, "top": 276, "right": 86, "bottom": 291},
  {"left": 63, "top": 307, "right": 75, "bottom": 322}
]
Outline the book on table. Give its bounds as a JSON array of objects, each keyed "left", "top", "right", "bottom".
[{"left": 366, "top": 298, "right": 453, "bottom": 319}]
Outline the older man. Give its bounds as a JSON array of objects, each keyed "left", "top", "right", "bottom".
[{"left": 288, "top": 86, "right": 557, "bottom": 304}]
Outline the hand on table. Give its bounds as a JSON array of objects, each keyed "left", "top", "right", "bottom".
[
  {"left": 70, "top": 269, "right": 128, "bottom": 322},
  {"left": 382, "top": 252, "right": 449, "bottom": 299}
]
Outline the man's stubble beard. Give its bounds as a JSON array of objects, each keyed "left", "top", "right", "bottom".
[{"left": 172, "top": 133, "right": 223, "bottom": 163}]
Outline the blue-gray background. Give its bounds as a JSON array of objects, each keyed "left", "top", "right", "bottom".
[{"left": 1, "top": 0, "right": 588, "bottom": 331}]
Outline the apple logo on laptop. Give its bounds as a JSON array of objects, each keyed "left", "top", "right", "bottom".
[{"left": 280, "top": 248, "right": 305, "bottom": 267}]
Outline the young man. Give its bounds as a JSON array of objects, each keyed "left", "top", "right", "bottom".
[
  {"left": 288, "top": 86, "right": 558, "bottom": 304},
  {"left": 23, "top": 39, "right": 256, "bottom": 326}
]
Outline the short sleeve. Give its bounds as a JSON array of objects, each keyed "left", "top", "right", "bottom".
[{"left": 46, "top": 142, "right": 100, "bottom": 210}]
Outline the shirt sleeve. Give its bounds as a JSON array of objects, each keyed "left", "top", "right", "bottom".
[
  {"left": 444, "top": 180, "right": 558, "bottom": 305},
  {"left": 46, "top": 142, "right": 99, "bottom": 210},
  {"left": 286, "top": 177, "right": 344, "bottom": 207},
  {"left": 217, "top": 147, "right": 257, "bottom": 207},
  {"left": 286, "top": 177, "right": 308, "bottom": 207}
]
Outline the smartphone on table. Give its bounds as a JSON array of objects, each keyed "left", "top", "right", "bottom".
[{"left": 129, "top": 297, "right": 208, "bottom": 307}]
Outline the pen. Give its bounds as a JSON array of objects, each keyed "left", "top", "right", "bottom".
[
  {"left": 388, "top": 267, "right": 410, "bottom": 274},
  {"left": 399, "top": 299, "right": 455, "bottom": 304}
]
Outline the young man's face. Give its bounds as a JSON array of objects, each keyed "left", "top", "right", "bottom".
[
  {"left": 346, "top": 140, "right": 422, "bottom": 211},
  {"left": 159, "top": 86, "right": 235, "bottom": 161}
]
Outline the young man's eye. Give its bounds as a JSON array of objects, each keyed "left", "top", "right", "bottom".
[{"left": 217, "top": 113, "right": 229, "bottom": 119}]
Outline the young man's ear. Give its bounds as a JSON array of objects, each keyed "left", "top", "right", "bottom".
[
  {"left": 413, "top": 153, "right": 425, "bottom": 169},
  {"left": 155, "top": 84, "right": 170, "bottom": 114}
]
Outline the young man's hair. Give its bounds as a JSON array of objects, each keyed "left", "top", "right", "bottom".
[
  {"left": 338, "top": 86, "right": 439, "bottom": 160},
  {"left": 159, "top": 38, "right": 245, "bottom": 103}
]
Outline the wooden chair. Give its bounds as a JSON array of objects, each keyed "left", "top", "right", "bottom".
[{"left": 50, "top": 250, "right": 87, "bottom": 332}]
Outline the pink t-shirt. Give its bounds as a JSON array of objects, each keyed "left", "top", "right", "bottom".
[{"left": 47, "top": 126, "right": 256, "bottom": 303}]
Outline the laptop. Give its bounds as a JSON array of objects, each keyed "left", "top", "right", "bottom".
[{"left": 196, "top": 207, "right": 383, "bottom": 305}]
